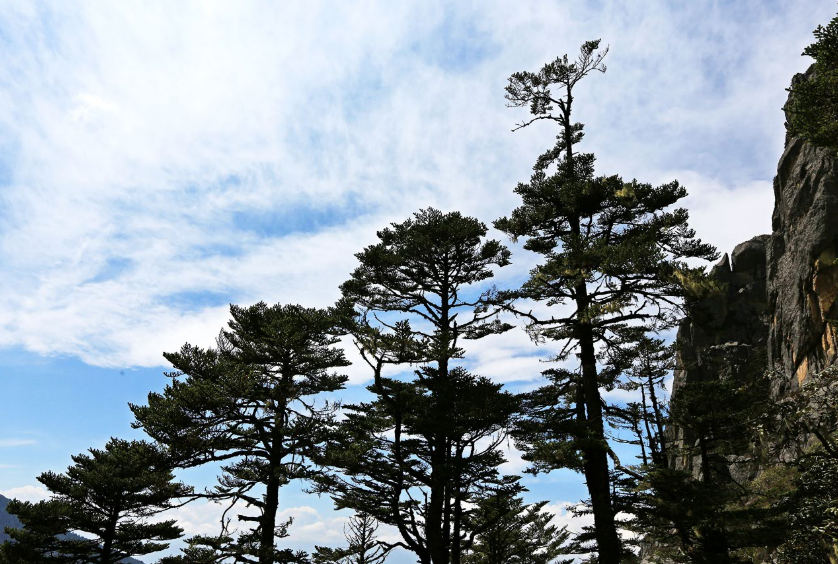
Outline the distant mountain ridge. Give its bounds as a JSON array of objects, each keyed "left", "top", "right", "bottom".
[
  {"left": 0, "top": 493, "right": 144, "bottom": 563},
  {"left": 0, "top": 494, "right": 20, "bottom": 544}
]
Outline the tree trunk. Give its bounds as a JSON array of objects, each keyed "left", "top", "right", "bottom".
[
  {"left": 428, "top": 435, "right": 448, "bottom": 564},
  {"left": 695, "top": 437, "right": 732, "bottom": 563},
  {"left": 260, "top": 404, "right": 286, "bottom": 564},
  {"left": 451, "top": 454, "right": 463, "bottom": 564},
  {"left": 579, "top": 323, "right": 623, "bottom": 564},
  {"left": 100, "top": 515, "right": 117, "bottom": 564},
  {"left": 647, "top": 374, "right": 668, "bottom": 466},
  {"left": 427, "top": 296, "right": 453, "bottom": 564},
  {"left": 563, "top": 86, "right": 622, "bottom": 558},
  {"left": 571, "top": 242, "right": 620, "bottom": 562},
  {"left": 260, "top": 469, "right": 280, "bottom": 564},
  {"left": 569, "top": 186, "right": 621, "bottom": 563}
]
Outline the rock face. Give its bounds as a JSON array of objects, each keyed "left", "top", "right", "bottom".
[
  {"left": 670, "top": 235, "right": 771, "bottom": 476},
  {"left": 768, "top": 134, "right": 838, "bottom": 394},
  {"left": 642, "top": 72, "right": 838, "bottom": 562},
  {"left": 673, "top": 236, "right": 770, "bottom": 391},
  {"left": 672, "top": 68, "right": 838, "bottom": 458}
]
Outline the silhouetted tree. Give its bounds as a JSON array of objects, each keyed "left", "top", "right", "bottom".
[
  {"left": 463, "top": 493, "right": 575, "bottom": 564},
  {"left": 321, "top": 209, "right": 521, "bottom": 564},
  {"left": 0, "top": 438, "right": 188, "bottom": 564},
  {"left": 786, "top": 9, "right": 838, "bottom": 150},
  {"left": 631, "top": 356, "right": 784, "bottom": 563},
  {"left": 132, "top": 302, "right": 349, "bottom": 564},
  {"left": 497, "top": 41, "right": 717, "bottom": 564},
  {"left": 775, "top": 365, "right": 838, "bottom": 563},
  {"left": 313, "top": 512, "right": 391, "bottom": 564}
]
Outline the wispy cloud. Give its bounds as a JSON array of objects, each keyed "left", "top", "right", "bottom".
[
  {"left": 0, "top": 1, "right": 831, "bottom": 376},
  {"left": 0, "top": 438, "right": 36, "bottom": 448}
]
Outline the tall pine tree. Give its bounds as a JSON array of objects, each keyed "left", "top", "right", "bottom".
[
  {"left": 496, "top": 41, "right": 717, "bottom": 563},
  {"left": 322, "top": 208, "right": 521, "bottom": 564}
]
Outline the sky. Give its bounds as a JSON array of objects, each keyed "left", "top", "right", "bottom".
[{"left": 0, "top": 0, "right": 834, "bottom": 561}]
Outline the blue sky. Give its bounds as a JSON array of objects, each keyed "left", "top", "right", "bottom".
[{"left": 0, "top": 0, "right": 834, "bottom": 561}]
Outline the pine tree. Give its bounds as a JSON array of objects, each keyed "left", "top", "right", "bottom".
[
  {"left": 463, "top": 493, "right": 575, "bottom": 564},
  {"left": 607, "top": 337, "right": 673, "bottom": 470},
  {"left": 131, "top": 302, "right": 349, "bottom": 564},
  {"left": 629, "top": 348, "right": 785, "bottom": 563},
  {"left": 0, "top": 438, "right": 189, "bottom": 564},
  {"left": 778, "top": 455, "right": 838, "bottom": 564},
  {"left": 774, "top": 365, "right": 838, "bottom": 563},
  {"left": 496, "top": 41, "right": 717, "bottom": 564},
  {"left": 321, "top": 208, "right": 521, "bottom": 564},
  {"left": 786, "top": 9, "right": 838, "bottom": 151},
  {"left": 0, "top": 499, "right": 89, "bottom": 564},
  {"left": 313, "top": 512, "right": 391, "bottom": 564}
]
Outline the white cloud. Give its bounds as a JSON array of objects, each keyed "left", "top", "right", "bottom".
[
  {"left": 675, "top": 173, "right": 774, "bottom": 259},
  {"left": 499, "top": 442, "right": 529, "bottom": 476},
  {"left": 0, "top": 11, "right": 831, "bottom": 562},
  {"left": 0, "top": 1, "right": 830, "bottom": 370},
  {"left": 153, "top": 500, "right": 377, "bottom": 549},
  {"left": 278, "top": 506, "right": 350, "bottom": 543},
  {"left": 0, "top": 484, "right": 49, "bottom": 503},
  {"left": 152, "top": 499, "right": 259, "bottom": 538},
  {"left": 543, "top": 501, "right": 595, "bottom": 537}
]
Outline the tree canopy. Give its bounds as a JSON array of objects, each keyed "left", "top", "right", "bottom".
[
  {"left": 131, "top": 302, "right": 349, "bottom": 564},
  {"left": 0, "top": 439, "right": 189, "bottom": 564},
  {"left": 787, "top": 9, "right": 838, "bottom": 150},
  {"left": 321, "top": 208, "right": 521, "bottom": 564}
]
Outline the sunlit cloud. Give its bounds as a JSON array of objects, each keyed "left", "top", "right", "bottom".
[
  {"left": 0, "top": 484, "right": 49, "bottom": 502},
  {"left": 0, "top": 0, "right": 829, "bottom": 371}
]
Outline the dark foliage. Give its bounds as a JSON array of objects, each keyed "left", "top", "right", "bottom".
[
  {"left": 462, "top": 493, "right": 575, "bottom": 564},
  {"left": 313, "top": 512, "right": 391, "bottom": 564},
  {"left": 0, "top": 439, "right": 188, "bottom": 564},
  {"left": 497, "top": 40, "right": 717, "bottom": 564},
  {"left": 321, "top": 208, "right": 521, "bottom": 564},
  {"left": 786, "top": 9, "right": 838, "bottom": 150},
  {"left": 131, "top": 302, "right": 349, "bottom": 564}
]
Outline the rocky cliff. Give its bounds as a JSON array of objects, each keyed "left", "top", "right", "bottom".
[
  {"left": 642, "top": 71, "right": 838, "bottom": 561},
  {"left": 768, "top": 131, "right": 838, "bottom": 394},
  {"left": 672, "top": 69, "right": 838, "bottom": 460},
  {"left": 669, "top": 235, "right": 771, "bottom": 478}
]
